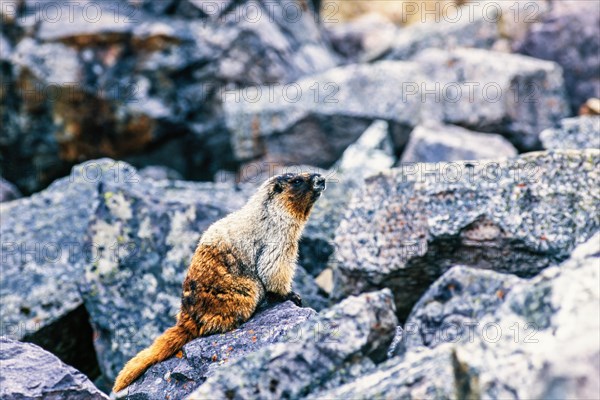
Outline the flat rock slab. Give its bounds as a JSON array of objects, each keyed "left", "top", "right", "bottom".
[
  {"left": 0, "top": 337, "right": 108, "bottom": 400},
  {"left": 540, "top": 116, "right": 600, "bottom": 150},
  {"left": 332, "top": 149, "right": 600, "bottom": 319},
  {"left": 124, "top": 302, "right": 316, "bottom": 400}
]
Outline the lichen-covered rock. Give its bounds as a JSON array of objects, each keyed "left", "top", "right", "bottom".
[
  {"left": 454, "top": 232, "right": 600, "bottom": 399},
  {"left": 413, "top": 48, "right": 569, "bottom": 150},
  {"left": 0, "top": 177, "right": 21, "bottom": 202},
  {"left": 0, "top": 338, "right": 108, "bottom": 400},
  {"left": 400, "top": 123, "right": 518, "bottom": 163},
  {"left": 224, "top": 61, "right": 424, "bottom": 168},
  {"left": 399, "top": 266, "right": 522, "bottom": 352},
  {"left": 332, "top": 149, "right": 600, "bottom": 319},
  {"left": 540, "top": 116, "right": 600, "bottom": 150},
  {"left": 0, "top": 160, "right": 107, "bottom": 372},
  {"left": 186, "top": 290, "right": 398, "bottom": 399},
  {"left": 1, "top": 0, "right": 337, "bottom": 193},
  {"left": 123, "top": 302, "right": 316, "bottom": 400},
  {"left": 309, "top": 344, "right": 458, "bottom": 400},
  {"left": 514, "top": 0, "right": 600, "bottom": 112},
  {"left": 79, "top": 164, "right": 252, "bottom": 382},
  {"left": 301, "top": 120, "right": 395, "bottom": 277}
]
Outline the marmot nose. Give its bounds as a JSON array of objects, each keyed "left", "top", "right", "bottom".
[{"left": 311, "top": 174, "right": 326, "bottom": 192}]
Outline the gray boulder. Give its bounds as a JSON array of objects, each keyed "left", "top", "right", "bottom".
[
  {"left": 186, "top": 289, "right": 398, "bottom": 399},
  {"left": 413, "top": 48, "right": 569, "bottom": 150},
  {"left": 0, "top": 160, "right": 110, "bottom": 375},
  {"left": 400, "top": 123, "right": 518, "bottom": 163},
  {"left": 514, "top": 0, "right": 600, "bottom": 112},
  {"left": 332, "top": 149, "right": 600, "bottom": 319},
  {"left": 0, "top": 177, "right": 21, "bottom": 202},
  {"left": 0, "top": 337, "right": 108, "bottom": 399},
  {"left": 454, "top": 231, "right": 600, "bottom": 399},
  {"left": 1, "top": 0, "right": 337, "bottom": 193},
  {"left": 381, "top": 5, "right": 499, "bottom": 61},
  {"left": 540, "top": 116, "right": 600, "bottom": 150},
  {"left": 300, "top": 120, "right": 395, "bottom": 277},
  {"left": 399, "top": 266, "right": 522, "bottom": 352},
  {"left": 224, "top": 61, "right": 424, "bottom": 168},
  {"left": 123, "top": 302, "right": 316, "bottom": 400}
]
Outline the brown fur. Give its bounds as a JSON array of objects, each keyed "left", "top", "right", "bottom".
[{"left": 112, "top": 172, "right": 325, "bottom": 393}]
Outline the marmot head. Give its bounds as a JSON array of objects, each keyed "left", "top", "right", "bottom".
[{"left": 267, "top": 172, "right": 326, "bottom": 221}]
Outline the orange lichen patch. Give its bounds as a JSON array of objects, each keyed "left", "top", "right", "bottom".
[
  {"left": 212, "top": 354, "right": 218, "bottom": 362},
  {"left": 175, "top": 350, "right": 184, "bottom": 358},
  {"left": 251, "top": 336, "right": 257, "bottom": 343},
  {"left": 496, "top": 289, "right": 505, "bottom": 300}
]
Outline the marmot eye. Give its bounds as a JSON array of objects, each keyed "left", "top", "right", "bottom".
[{"left": 292, "top": 178, "right": 303, "bottom": 185}]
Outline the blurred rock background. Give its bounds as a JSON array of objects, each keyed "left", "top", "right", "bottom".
[{"left": 1, "top": 0, "right": 599, "bottom": 398}]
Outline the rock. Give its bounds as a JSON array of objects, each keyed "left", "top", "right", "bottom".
[
  {"left": 309, "top": 344, "right": 458, "bottom": 400},
  {"left": 1, "top": 0, "right": 337, "bottom": 193},
  {"left": 332, "top": 149, "right": 600, "bottom": 319},
  {"left": 399, "top": 266, "right": 522, "bottom": 352},
  {"left": 514, "top": 0, "right": 600, "bottom": 113},
  {"left": 454, "top": 232, "right": 600, "bottom": 399},
  {"left": 138, "top": 165, "right": 184, "bottom": 181},
  {"left": 381, "top": 5, "right": 499, "bottom": 61},
  {"left": 540, "top": 116, "right": 600, "bottom": 150},
  {"left": 0, "top": 177, "right": 22, "bottom": 202},
  {"left": 292, "top": 264, "right": 328, "bottom": 311},
  {"left": 0, "top": 337, "right": 108, "bottom": 399},
  {"left": 580, "top": 98, "right": 600, "bottom": 116},
  {"left": 224, "top": 61, "right": 424, "bottom": 168},
  {"left": 187, "top": 290, "right": 398, "bottom": 399},
  {"left": 300, "top": 120, "right": 396, "bottom": 277},
  {"left": 325, "top": 13, "right": 396, "bottom": 62},
  {"left": 315, "top": 233, "right": 600, "bottom": 400},
  {"left": 79, "top": 163, "right": 252, "bottom": 382},
  {"left": 0, "top": 160, "right": 110, "bottom": 376},
  {"left": 412, "top": 48, "right": 569, "bottom": 150},
  {"left": 400, "top": 123, "right": 518, "bottom": 163},
  {"left": 124, "top": 302, "right": 316, "bottom": 400}
]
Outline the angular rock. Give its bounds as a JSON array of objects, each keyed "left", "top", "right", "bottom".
[
  {"left": 400, "top": 123, "right": 518, "bottom": 163},
  {"left": 300, "top": 120, "right": 395, "bottom": 277},
  {"left": 292, "top": 264, "right": 328, "bottom": 311},
  {"left": 381, "top": 5, "right": 499, "bottom": 61},
  {"left": 455, "top": 232, "right": 600, "bottom": 399},
  {"left": 138, "top": 165, "right": 184, "bottom": 181},
  {"left": 514, "top": 0, "right": 600, "bottom": 112},
  {"left": 224, "top": 61, "right": 424, "bottom": 168},
  {"left": 540, "top": 116, "right": 600, "bottom": 150},
  {"left": 310, "top": 345, "right": 458, "bottom": 400},
  {"left": 413, "top": 48, "right": 569, "bottom": 150},
  {"left": 332, "top": 149, "right": 600, "bottom": 319},
  {"left": 325, "top": 13, "right": 396, "bottom": 62},
  {"left": 0, "top": 337, "right": 108, "bottom": 399},
  {"left": 79, "top": 163, "right": 252, "bottom": 382},
  {"left": 0, "top": 176, "right": 21, "bottom": 202},
  {"left": 1, "top": 0, "right": 337, "bottom": 193},
  {"left": 124, "top": 302, "right": 316, "bottom": 400},
  {"left": 399, "top": 266, "right": 522, "bottom": 352},
  {"left": 187, "top": 290, "right": 398, "bottom": 399}
]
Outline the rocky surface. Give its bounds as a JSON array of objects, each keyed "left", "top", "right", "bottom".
[
  {"left": 332, "top": 149, "right": 600, "bottom": 319},
  {"left": 224, "top": 60, "right": 424, "bottom": 168},
  {"left": 312, "top": 232, "right": 600, "bottom": 400},
  {"left": 1, "top": 0, "right": 337, "bottom": 193},
  {"left": 0, "top": 337, "right": 108, "bottom": 399},
  {"left": 187, "top": 289, "right": 397, "bottom": 399},
  {"left": 400, "top": 123, "right": 518, "bottom": 163},
  {"left": 124, "top": 302, "right": 316, "bottom": 399},
  {"left": 413, "top": 48, "right": 569, "bottom": 150},
  {"left": 515, "top": 0, "right": 600, "bottom": 112},
  {"left": 399, "top": 266, "right": 522, "bottom": 352},
  {"left": 0, "top": 176, "right": 22, "bottom": 202},
  {"left": 540, "top": 116, "right": 600, "bottom": 150}
]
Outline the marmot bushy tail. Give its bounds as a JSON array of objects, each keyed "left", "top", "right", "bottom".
[{"left": 113, "top": 172, "right": 326, "bottom": 393}]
